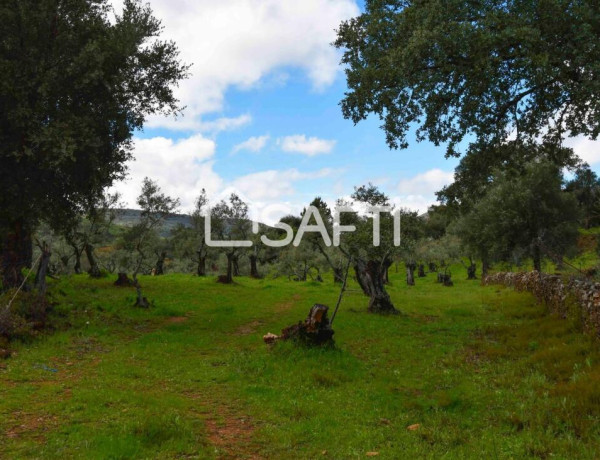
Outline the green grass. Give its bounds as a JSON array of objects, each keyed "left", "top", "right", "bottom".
[{"left": 1, "top": 268, "right": 600, "bottom": 459}]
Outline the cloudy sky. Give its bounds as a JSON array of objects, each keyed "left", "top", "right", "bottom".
[{"left": 111, "top": 0, "right": 600, "bottom": 222}]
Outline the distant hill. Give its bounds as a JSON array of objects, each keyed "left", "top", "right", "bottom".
[
  {"left": 114, "top": 209, "right": 192, "bottom": 237},
  {"left": 113, "top": 209, "right": 274, "bottom": 238}
]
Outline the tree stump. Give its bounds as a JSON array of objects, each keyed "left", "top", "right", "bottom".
[
  {"left": 114, "top": 273, "right": 134, "bottom": 287},
  {"left": 263, "top": 304, "right": 334, "bottom": 346},
  {"left": 437, "top": 272, "right": 453, "bottom": 286}
]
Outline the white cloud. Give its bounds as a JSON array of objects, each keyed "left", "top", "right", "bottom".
[
  {"left": 120, "top": 0, "right": 360, "bottom": 129},
  {"left": 232, "top": 168, "right": 335, "bottom": 200},
  {"left": 393, "top": 169, "right": 454, "bottom": 213},
  {"left": 196, "top": 114, "right": 252, "bottom": 134},
  {"left": 232, "top": 135, "right": 270, "bottom": 154},
  {"left": 279, "top": 135, "right": 336, "bottom": 156},
  {"left": 112, "top": 134, "right": 223, "bottom": 211},
  {"left": 564, "top": 136, "right": 600, "bottom": 165},
  {"left": 112, "top": 133, "right": 338, "bottom": 222},
  {"left": 397, "top": 169, "right": 454, "bottom": 195}
]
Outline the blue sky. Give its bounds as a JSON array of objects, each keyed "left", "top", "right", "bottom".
[{"left": 113, "top": 0, "right": 599, "bottom": 222}]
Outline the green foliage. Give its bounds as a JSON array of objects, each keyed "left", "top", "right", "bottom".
[
  {"left": 438, "top": 140, "right": 579, "bottom": 212},
  {"left": 335, "top": 0, "right": 600, "bottom": 155},
  {"left": 119, "top": 178, "right": 179, "bottom": 276},
  {"left": 0, "top": 0, "right": 187, "bottom": 235},
  {"left": 450, "top": 160, "right": 579, "bottom": 270},
  {"left": 566, "top": 164, "right": 600, "bottom": 229}
]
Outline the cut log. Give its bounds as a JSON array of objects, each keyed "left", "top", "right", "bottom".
[{"left": 263, "top": 304, "right": 334, "bottom": 346}]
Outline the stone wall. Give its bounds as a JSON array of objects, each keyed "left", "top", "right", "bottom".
[{"left": 482, "top": 271, "right": 600, "bottom": 337}]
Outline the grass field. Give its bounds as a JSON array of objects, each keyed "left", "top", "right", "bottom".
[{"left": 1, "top": 268, "right": 600, "bottom": 459}]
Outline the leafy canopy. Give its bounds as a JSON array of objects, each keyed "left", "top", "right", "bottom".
[
  {"left": 0, "top": 0, "right": 188, "bottom": 232},
  {"left": 335, "top": 0, "right": 600, "bottom": 155}
]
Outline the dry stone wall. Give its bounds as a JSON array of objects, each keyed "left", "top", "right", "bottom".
[{"left": 482, "top": 271, "right": 600, "bottom": 337}]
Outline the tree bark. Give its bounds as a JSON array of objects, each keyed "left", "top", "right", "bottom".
[
  {"left": 225, "top": 252, "right": 234, "bottom": 283},
  {"left": 481, "top": 249, "right": 490, "bottom": 277},
  {"left": 466, "top": 262, "right": 477, "bottom": 280},
  {"left": 533, "top": 243, "right": 542, "bottom": 272},
  {"left": 382, "top": 257, "right": 392, "bottom": 284},
  {"left": 85, "top": 243, "right": 102, "bottom": 278},
  {"left": 1, "top": 219, "right": 32, "bottom": 290},
  {"left": 418, "top": 264, "right": 426, "bottom": 277},
  {"left": 34, "top": 243, "right": 51, "bottom": 296},
  {"left": 332, "top": 267, "right": 344, "bottom": 283},
  {"left": 196, "top": 252, "right": 206, "bottom": 276},
  {"left": 154, "top": 251, "right": 166, "bottom": 275},
  {"left": 232, "top": 255, "right": 240, "bottom": 277},
  {"left": 249, "top": 254, "right": 260, "bottom": 278},
  {"left": 133, "top": 273, "right": 149, "bottom": 308},
  {"left": 354, "top": 259, "right": 398, "bottom": 314},
  {"left": 405, "top": 262, "right": 416, "bottom": 286},
  {"left": 69, "top": 241, "right": 82, "bottom": 275}
]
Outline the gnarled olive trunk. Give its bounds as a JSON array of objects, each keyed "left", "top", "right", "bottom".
[
  {"left": 249, "top": 254, "right": 260, "bottom": 278},
  {"left": 382, "top": 257, "right": 392, "bottom": 284},
  {"left": 332, "top": 267, "right": 344, "bottom": 283},
  {"left": 196, "top": 252, "right": 206, "bottom": 276},
  {"left": 154, "top": 251, "right": 166, "bottom": 275},
  {"left": 405, "top": 262, "right": 416, "bottom": 286},
  {"left": 225, "top": 252, "right": 234, "bottom": 283},
  {"left": 532, "top": 243, "right": 542, "bottom": 272},
  {"left": 418, "top": 264, "right": 426, "bottom": 277},
  {"left": 68, "top": 240, "right": 82, "bottom": 274},
  {"left": 85, "top": 243, "right": 102, "bottom": 278},
  {"left": 481, "top": 248, "right": 490, "bottom": 277},
  {"left": 1, "top": 219, "right": 32, "bottom": 290},
  {"left": 354, "top": 259, "right": 398, "bottom": 314},
  {"left": 232, "top": 255, "right": 240, "bottom": 277},
  {"left": 466, "top": 262, "right": 477, "bottom": 280},
  {"left": 34, "top": 243, "right": 51, "bottom": 296}
]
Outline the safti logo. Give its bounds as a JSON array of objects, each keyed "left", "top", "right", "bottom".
[{"left": 205, "top": 205, "right": 401, "bottom": 248}]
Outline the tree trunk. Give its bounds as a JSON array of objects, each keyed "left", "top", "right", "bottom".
[
  {"left": 354, "top": 259, "right": 398, "bottom": 314},
  {"left": 70, "top": 242, "right": 82, "bottom": 274},
  {"left": 418, "top": 264, "right": 426, "bottom": 277},
  {"left": 225, "top": 252, "right": 234, "bottom": 283},
  {"left": 481, "top": 250, "right": 490, "bottom": 277},
  {"left": 249, "top": 254, "right": 260, "bottom": 278},
  {"left": 154, "top": 251, "right": 166, "bottom": 275},
  {"left": 333, "top": 267, "right": 344, "bottom": 283},
  {"left": 382, "top": 257, "right": 392, "bottom": 284},
  {"left": 466, "top": 262, "right": 477, "bottom": 280},
  {"left": 405, "top": 262, "right": 416, "bottom": 286},
  {"left": 196, "top": 253, "right": 206, "bottom": 276},
  {"left": 232, "top": 255, "right": 240, "bottom": 277},
  {"left": 85, "top": 243, "right": 102, "bottom": 278},
  {"left": 133, "top": 273, "right": 149, "bottom": 308},
  {"left": 533, "top": 243, "right": 541, "bottom": 272},
  {"left": 1, "top": 219, "right": 32, "bottom": 290},
  {"left": 34, "top": 243, "right": 51, "bottom": 297}
]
